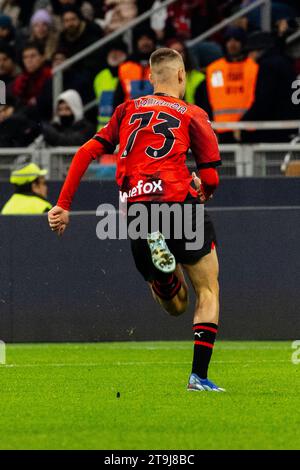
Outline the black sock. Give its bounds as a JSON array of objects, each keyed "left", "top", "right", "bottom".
[
  {"left": 192, "top": 322, "right": 218, "bottom": 379},
  {"left": 152, "top": 273, "right": 181, "bottom": 300}
]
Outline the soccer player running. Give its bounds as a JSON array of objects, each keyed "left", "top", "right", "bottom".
[{"left": 48, "top": 48, "right": 224, "bottom": 392}]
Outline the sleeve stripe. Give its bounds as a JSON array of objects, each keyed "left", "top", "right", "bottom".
[
  {"left": 92, "top": 135, "right": 115, "bottom": 153},
  {"left": 196, "top": 160, "right": 222, "bottom": 170}
]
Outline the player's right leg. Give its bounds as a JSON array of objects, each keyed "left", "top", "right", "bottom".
[{"left": 183, "top": 248, "right": 225, "bottom": 392}]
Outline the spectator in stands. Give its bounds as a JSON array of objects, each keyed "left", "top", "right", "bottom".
[
  {"left": 37, "top": 48, "right": 93, "bottom": 121},
  {"left": 199, "top": 26, "right": 259, "bottom": 143},
  {"left": 100, "top": 0, "right": 138, "bottom": 34},
  {"left": 165, "top": 38, "right": 205, "bottom": 106},
  {"left": 153, "top": 0, "right": 220, "bottom": 41},
  {"left": 0, "top": 95, "right": 40, "bottom": 147},
  {"left": 1, "top": 158, "right": 52, "bottom": 215},
  {"left": 42, "top": 89, "right": 95, "bottom": 146},
  {"left": 27, "top": 9, "right": 59, "bottom": 63},
  {"left": 0, "top": 43, "right": 19, "bottom": 88},
  {"left": 241, "top": 31, "right": 299, "bottom": 142},
  {"left": 241, "top": 0, "right": 299, "bottom": 32},
  {"left": 5, "top": 0, "right": 37, "bottom": 28},
  {"left": 0, "top": 14, "right": 15, "bottom": 46},
  {"left": 0, "top": 1, "right": 21, "bottom": 27},
  {"left": 113, "top": 28, "right": 156, "bottom": 108},
  {"left": 12, "top": 42, "right": 52, "bottom": 107},
  {"left": 81, "top": 1, "right": 95, "bottom": 22},
  {"left": 273, "top": 14, "right": 298, "bottom": 56},
  {"left": 94, "top": 40, "right": 128, "bottom": 130},
  {"left": 58, "top": 5, "right": 103, "bottom": 75},
  {"left": 50, "top": 0, "right": 85, "bottom": 29},
  {"left": 50, "top": 0, "right": 84, "bottom": 15}
]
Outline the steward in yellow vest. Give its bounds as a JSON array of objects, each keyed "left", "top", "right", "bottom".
[
  {"left": 1, "top": 162, "right": 52, "bottom": 215},
  {"left": 93, "top": 41, "right": 128, "bottom": 130},
  {"left": 185, "top": 69, "right": 206, "bottom": 105}
]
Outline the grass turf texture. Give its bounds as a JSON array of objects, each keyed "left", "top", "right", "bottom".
[{"left": 0, "top": 341, "right": 299, "bottom": 450}]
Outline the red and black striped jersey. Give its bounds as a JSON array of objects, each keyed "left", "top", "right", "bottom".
[
  {"left": 57, "top": 93, "right": 221, "bottom": 210},
  {"left": 98, "top": 94, "right": 221, "bottom": 202}
]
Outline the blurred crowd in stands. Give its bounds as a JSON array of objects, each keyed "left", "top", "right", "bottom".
[{"left": 1, "top": 0, "right": 300, "bottom": 150}]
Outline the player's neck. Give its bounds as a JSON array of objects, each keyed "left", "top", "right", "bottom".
[{"left": 153, "top": 87, "right": 180, "bottom": 99}]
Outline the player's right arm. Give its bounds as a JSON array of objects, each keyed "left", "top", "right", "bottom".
[
  {"left": 188, "top": 106, "right": 221, "bottom": 202},
  {"left": 48, "top": 104, "right": 125, "bottom": 235}
]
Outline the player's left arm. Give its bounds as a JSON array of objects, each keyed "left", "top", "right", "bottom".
[
  {"left": 48, "top": 104, "right": 124, "bottom": 235},
  {"left": 188, "top": 107, "right": 221, "bottom": 202}
]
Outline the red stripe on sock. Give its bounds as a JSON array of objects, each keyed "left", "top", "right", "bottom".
[
  {"left": 194, "top": 341, "right": 214, "bottom": 349},
  {"left": 193, "top": 325, "right": 218, "bottom": 333},
  {"left": 152, "top": 278, "right": 181, "bottom": 300},
  {"left": 156, "top": 274, "right": 175, "bottom": 286}
]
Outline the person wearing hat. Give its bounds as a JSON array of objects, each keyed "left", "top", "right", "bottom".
[
  {"left": 202, "top": 26, "right": 259, "bottom": 143},
  {"left": 27, "top": 9, "right": 58, "bottom": 63},
  {"left": 0, "top": 14, "right": 15, "bottom": 46},
  {"left": 93, "top": 40, "right": 128, "bottom": 130},
  {"left": 223, "top": 26, "right": 247, "bottom": 62},
  {"left": 42, "top": 88, "right": 95, "bottom": 146},
  {"left": 1, "top": 160, "right": 52, "bottom": 215}
]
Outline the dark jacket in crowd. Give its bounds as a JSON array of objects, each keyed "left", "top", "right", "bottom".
[
  {"left": 242, "top": 46, "right": 299, "bottom": 142},
  {"left": 0, "top": 111, "right": 40, "bottom": 147},
  {"left": 42, "top": 119, "right": 95, "bottom": 146},
  {"left": 58, "top": 20, "right": 103, "bottom": 75}
]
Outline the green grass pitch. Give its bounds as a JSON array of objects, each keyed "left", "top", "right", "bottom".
[{"left": 0, "top": 341, "right": 299, "bottom": 450}]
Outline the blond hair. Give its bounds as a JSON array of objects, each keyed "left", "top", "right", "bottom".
[{"left": 150, "top": 48, "right": 184, "bottom": 83}]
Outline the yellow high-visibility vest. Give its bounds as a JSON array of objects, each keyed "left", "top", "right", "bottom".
[
  {"left": 94, "top": 68, "right": 119, "bottom": 130},
  {"left": 185, "top": 70, "right": 205, "bottom": 104},
  {"left": 1, "top": 193, "right": 52, "bottom": 215}
]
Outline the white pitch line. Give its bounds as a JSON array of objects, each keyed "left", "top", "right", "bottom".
[
  {"left": 9, "top": 344, "right": 292, "bottom": 352},
  {"left": 0, "top": 359, "right": 290, "bottom": 368},
  {"left": 133, "top": 345, "right": 293, "bottom": 351}
]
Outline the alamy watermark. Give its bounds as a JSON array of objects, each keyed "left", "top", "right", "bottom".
[
  {"left": 291, "top": 340, "right": 300, "bottom": 365},
  {"left": 0, "top": 80, "right": 6, "bottom": 105},
  {"left": 0, "top": 341, "right": 6, "bottom": 365},
  {"left": 95, "top": 192, "right": 205, "bottom": 251},
  {"left": 291, "top": 80, "right": 300, "bottom": 105}
]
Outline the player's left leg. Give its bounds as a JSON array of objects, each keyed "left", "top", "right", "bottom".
[
  {"left": 130, "top": 234, "right": 188, "bottom": 316},
  {"left": 149, "top": 264, "right": 189, "bottom": 316},
  {"left": 183, "top": 247, "right": 225, "bottom": 392},
  {"left": 146, "top": 231, "right": 188, "bottom": 316}
]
